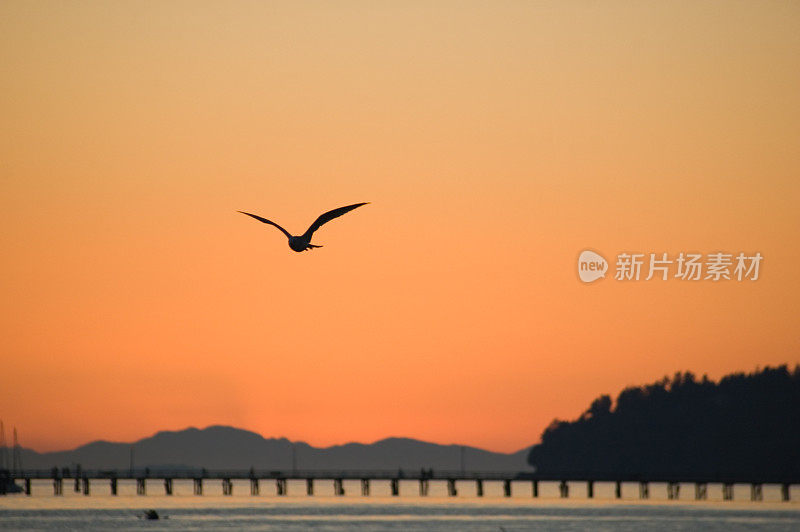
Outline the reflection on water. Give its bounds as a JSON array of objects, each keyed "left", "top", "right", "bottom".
[{"left": 1, "top": 480, "right": 799, "bottom": 531}]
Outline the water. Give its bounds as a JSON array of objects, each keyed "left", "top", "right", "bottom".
[{"left": 2, "top": 480, "right": 799, "bottom": 530}]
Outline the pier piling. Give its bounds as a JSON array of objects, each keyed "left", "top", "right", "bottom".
[
  {"left": 695, "top": 483, "right": 707, "bottom": 500},
  {"left": 361, "top": 479, "right": 369, "bottom": 496},
  {"left": 559, "top": 480, "right": 569, "bottom": 498},
  {"left": 334, "top": 478, "right": 344, "bottom": 496},
  {"left": 751, "top": 484, "right": 762, "bottom": 502},
  {"left": 391, "top": 478, "right": 399, "bottom": 496},
  {"left": 164, "top": 478, "right": 173, "bottom": 496},
  {"left": 53, "top": 478, "right": 62, "bottom": 496},
  {"left": 110, "top": 478, "right": 117, "bottom": 496},
  {"left": 136, "top": 478, "right": 146, "bottom": 495},
  {"left": 306, "top": 478, "right": 314, "bottom": 496},
  {"left": 667, "top": 482, "right": 679, "bottom": 500},
  {"left": 193, "top": 478, "right": 203, "bottom": 495},
  {"left": 447, "top": 479, "right": 457, "bottom": 497},
  {"left": 723, "top": 483, "right": 734, "bottom": 501},
  {"left": 250, "top": 478, "right": 259, "bottom": 496},
  {"left": 503, "top": 479, "right": 512, "bottom": 497},
  {"left": 475, "top": 479, "right": 483, "bottom": 497},
  {"left": 222, "top": 478, "right": 233, "bottom": 496},
  {"left": 639, "top": 481, "right": 649, "bottom": 499},
  {"left": 532, "top": 479, "right": 539, "bottom": 498},
  {"left": 276, "top": 478, "right": 287, "bottom": 496},
  {"left": 587, "top": 480, "right": 594, "bottom": 499},
  {"left": 615, "top": 481, "right": 622, "bottom": 499}
]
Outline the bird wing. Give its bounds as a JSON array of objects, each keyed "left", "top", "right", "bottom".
[
  {"left": 238, "top": 211, "right": 292, "bottom": 239},
  {"left": 302, "top": 202, "right": 368, "bottom": 239}
]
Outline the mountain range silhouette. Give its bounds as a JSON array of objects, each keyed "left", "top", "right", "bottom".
[{"left": 18, "top": 426, "right": 531, "bottom": 472}]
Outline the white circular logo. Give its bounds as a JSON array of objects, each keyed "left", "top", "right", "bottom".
[{"left": 578, "top": 250, "right": 608, "bottom": 283}]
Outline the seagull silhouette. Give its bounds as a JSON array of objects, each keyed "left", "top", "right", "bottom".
[{"left": 238, "top": 202, "right": 368, "bottom": 252}]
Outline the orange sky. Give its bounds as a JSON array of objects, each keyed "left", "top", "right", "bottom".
[{"left": 1, "top": 1, "right": 799, "bottom": 453}]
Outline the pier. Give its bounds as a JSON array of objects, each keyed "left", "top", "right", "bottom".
[{"left": 6, "top": 469, "right": 797, "bottom": 502}]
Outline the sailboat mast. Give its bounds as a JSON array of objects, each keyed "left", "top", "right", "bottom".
[{"left": 0, "top": 420, "right": 6, "bottom": 471}]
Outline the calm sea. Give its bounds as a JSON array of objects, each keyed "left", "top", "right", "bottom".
[{"left": 2, "top": 480, "right": 799, "bottom": 530}]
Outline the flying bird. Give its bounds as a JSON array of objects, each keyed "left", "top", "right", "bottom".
[{"left": 238, "top": 202, "right": 368, "bottom": 252}]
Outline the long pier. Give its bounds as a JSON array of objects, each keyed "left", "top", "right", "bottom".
[{"left": 8, "top": 469, "right": 797, "bottom": 502}]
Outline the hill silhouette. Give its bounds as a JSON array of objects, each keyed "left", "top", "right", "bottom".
[
  {"left": 19, "top": 426, "right": 531, "bottom": 472},
  {"left": 527, "top": 365, "right": 800, "bottom": 481}
]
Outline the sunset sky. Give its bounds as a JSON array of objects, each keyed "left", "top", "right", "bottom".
[{"left": 2, "top": 1, "right": 799, "bottom": 453}]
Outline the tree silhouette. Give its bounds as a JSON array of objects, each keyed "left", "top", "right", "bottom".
[{"left": 527, "top": 365, "right": 800, "bottom": 481}]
